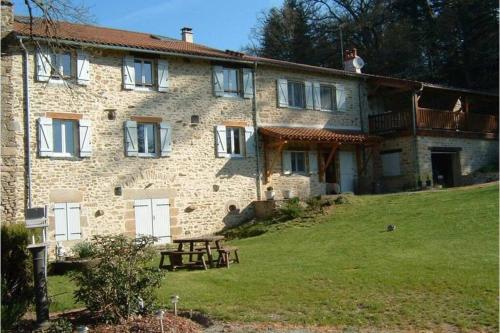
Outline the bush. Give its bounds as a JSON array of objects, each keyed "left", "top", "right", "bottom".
[
  {"left": 306, "top": 196, "right": 323, "bottom": 213},
  {"left": 334, "top": 195, "right": 350, "bottom": 205},
  {"left": 279, "top": 197, "right": 304, "bottom": 219},
  {"left": 47, "top": 318, "right": 73, "bottom": 333},
  {"left": 1, "top": 224, "right": 33, "bottom": 330},
  {"left": 72, "top": 241, "right": 95, "bottom": 259},
  {"left": 72, "top": 235, "right": 163, "bottom": 323}
]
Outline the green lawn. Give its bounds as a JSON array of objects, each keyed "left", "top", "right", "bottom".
[{"left": 48, "top": 184, "right": 499, "bottom": 331}]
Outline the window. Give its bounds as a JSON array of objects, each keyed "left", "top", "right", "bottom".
[
  {"left": 226, "top": 127, "right": 243, "bottom": 157},
  {"left": 290, "top": 151, "right": 306, "bottom": 173},
  {"left": 54, "top": 202, "right": 81, "bottom": 241},
  {"left": 320, "top": 85, "right": 334, "bottom": 111},
  {"left": 50, "top": 53, "right": 71, "bottom": 78},
  {"left": 288, "top": 81, "right": 305, "bottom": 108},
  {"left": 134, "top": 59, "right": 153, "bottom": 87},
  {"left": 381, "top": 151, "right": 402, "bottom": 177},
  {"left": 52, "top": 119, "right": 77, "bottom": 157},
  {"left": 223, "top": 68, "right": 240, "bottom": 96},
  {"left": 137, "top": 123, "right": 157, "bottom": 156}
]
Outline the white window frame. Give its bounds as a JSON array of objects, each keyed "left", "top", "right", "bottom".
[
  {"left": 137, "top": 122, "right": 158, "bottom": 157},
  {"left": 50, "top": 52, "right": 72, "bottom": 79},
  {"left": 52, "top": 119, "right": 78, "bottom": 157},
  {"left": 319, "top": 84, "right": 335, "bottom": 112},
  {"left": 290, "top": 151, "right": 307, "bottom": 174},
  {"left": 226, "top": 127, "right": 244, "bottom": 158},
  {"left": 287, "top": 81, "right": 306, "bottom": 109},
  {"left": 223, "top": 67, "right": 241, "bottom": 97},
  {"left": 134, "top": 58, "right": 154, "bottom": 89},
  {"left": 381, "top": 151, "right": 402, "bottom": 177}
]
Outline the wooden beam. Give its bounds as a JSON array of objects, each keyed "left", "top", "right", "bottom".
[
  {"left": 318, "top": 146, "right": 325, "bottom": 182},
  {"left": 355, "top": 145, "right": 363, "bottom": 176},
  {"left": 263, "top": 139, "right": 269, "bottom": 184},
  {"left": 267, "top": 140, "right": 288, "bottom": 149},
  {"left": 46, "top": 112, "right": 83, "bottom": 120},
  {"left": 324, "top": 144, "right": 339, "bottom": 170}
]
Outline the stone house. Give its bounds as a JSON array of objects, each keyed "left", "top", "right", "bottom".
[{"left": 1, "top": 2, "right": 498, "bottom": 252}]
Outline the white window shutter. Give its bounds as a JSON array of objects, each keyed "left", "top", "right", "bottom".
[
  {"left": 54, "top": 203, "right": 67, "bottom": 241},
  {"left": 38, "top": 117, "right": 53, "bottom": 157},
  {"left": 215, "top": 125, "right": 227, "bottom": 158},
  {"left": 245, "top": 126, "right": 255, "bottom": 157},
  {"left": 242, "top": 68, "right": 253, "bottom": 99},
  {"left": 78, "top": 119, "right": 92, "bottom": 157},
  {"left": 76, "top": 51, "right": 90, "bottom": 85},
  {"left": 123, "top": 56, "right": 135, "bottom": 90},
  {"left": 305, "top": 81, "right": 314, "bottom": 109},
  {"left": 336, "top": 84, "right": 347, "bottom": 111},
  {"left": 313, "top": 82, "right": 321, "bottom": 110},
  {"left": 213, "top": 66, "right": 224, "bottom": 97},
  {"left": 160, "top": 122, "right": 172, "bottom": 157},
  {"left": 134, "top": 199, "right": 153, "bottom": 237},
  {"left": 157, "top": 59, "right": 169, "bottom": 92},
  {"left": 36, "top": 47, "right": 51, "bottom": 82},
  {"left": 124, "top": 121, "right": 138, "bottom": 156},
  {"left": 277, "top": 79, "right": 288, "bottom": 107},
  {"left": 283, "top": 151, "right": 292, "bottom": 175},
  {"left": 67, "top": 203, "right": 81, "bottom": 240},
  {"left": 309, "top": 151, "right": 318, "bottom": 174}
]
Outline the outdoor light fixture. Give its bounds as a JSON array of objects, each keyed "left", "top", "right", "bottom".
[
  {"left": 155, "top": 309, "right": 165, "bottom": 333},
  {"left": 76, "top": 326, "right": 89, "bottom": 333},
  {"left": 114, "top": 186, "right": 122, "bottom": 196},
  {"left": 171, "top": 295, "right": 180, "bottom": 316}
]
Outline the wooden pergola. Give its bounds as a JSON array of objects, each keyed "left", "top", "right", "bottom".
[{"left": 259, "top": 127, "right": 381, "bottom": 184}]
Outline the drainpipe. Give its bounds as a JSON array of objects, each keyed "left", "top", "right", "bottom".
[
  {"left": 19, "top": 38, "right": 32, "bottom": 209},
  {"left": 252, "top": 61, "right": 262, "bottom": 200},
  {"left": 411, "top": 83, "right": 424, "bottom": 187}
]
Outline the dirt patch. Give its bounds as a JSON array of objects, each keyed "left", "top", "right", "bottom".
[{"left": 15, "top": 309, "right": 202, "bottom": 333}]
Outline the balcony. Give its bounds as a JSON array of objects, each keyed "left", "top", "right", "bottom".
[{"left": 369, "top": 108, "right": 498, "bottom": 139}]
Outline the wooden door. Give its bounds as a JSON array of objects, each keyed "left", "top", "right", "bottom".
[{"left": 339, "top": 150, "right": 358, "bottom": 193}]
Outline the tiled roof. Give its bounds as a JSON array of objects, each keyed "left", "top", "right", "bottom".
[
  {"left": 259, "top": 127, "right": 380, "bottom": 144},
  {"left": 13, "top": 18, "right": 241, "bottom": 60}
]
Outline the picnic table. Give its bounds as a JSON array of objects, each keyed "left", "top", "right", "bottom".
[
  {"left": 159, "top": 235, "right": 226, "bottom": 270},
  {"left": 174, "top": 235, "right": 225, "bottom": 268}
]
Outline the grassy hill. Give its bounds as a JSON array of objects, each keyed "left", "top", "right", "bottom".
[{"left": 49, "top": 183, "right": 499, "bottom": 331}]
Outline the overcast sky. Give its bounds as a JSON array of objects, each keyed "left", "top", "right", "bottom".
[{"left": 12, "top": 0, "right": 284, "bottom": 51}]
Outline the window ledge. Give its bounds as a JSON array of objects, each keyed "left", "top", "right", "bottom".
[
  {"left": 133, "top": 86, "right": 156, "bottom": 92},
  {"left": 40, "top": 155, "right": 81, "bottom": 161}
]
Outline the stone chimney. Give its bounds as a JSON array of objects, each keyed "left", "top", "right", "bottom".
[
  {"left": 343, "top": 48, "right": 365, "bottom": 73},
  {"left": 181, "top": 27, "right": 193, "bottom": 43},
  {"left": 1, "top": 0, "right": 14, "bottom": 39}
]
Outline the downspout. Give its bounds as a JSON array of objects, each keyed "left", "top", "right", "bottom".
[
  {"left": 411, "top": 83, "right": 424, "bottom": 187},
  {"left": 252, "top": 61, "right": 262, "bottom": 200},
  {"left": 19, "top": 38, "right": 32, "bottom": 209}
]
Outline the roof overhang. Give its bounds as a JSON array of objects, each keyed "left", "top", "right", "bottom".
[{"left": 259, "top": 127, "right": 381, "bottom": 145}]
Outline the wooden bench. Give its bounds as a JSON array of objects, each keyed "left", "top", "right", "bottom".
[
  {"left": 217, "top": 247, "right": 240, "bottom": 268},
  {"left": 159, "top": 250, "right": 207, "bottom": 271}
]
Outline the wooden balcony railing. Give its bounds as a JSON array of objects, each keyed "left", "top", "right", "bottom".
[
  {"left": 368, "top": 110, "right": 412, "bottom": 134},
  {"left": 369, "top": 108, "right": 498, "bottom": 136}
]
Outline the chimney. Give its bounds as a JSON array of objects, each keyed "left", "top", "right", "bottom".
[
  {"left": 1, "top": 0, "right": 14, "bottom": 39},
  {"left": 181, "top": 27, "right": 193, "bottom": 43},
  {"left": 343, "top": 48, "right": 365, "bottom": 73}
]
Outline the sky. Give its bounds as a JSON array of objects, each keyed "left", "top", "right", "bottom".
[{"left": 12, "top": 0, "right": 284, "bottom": 51}]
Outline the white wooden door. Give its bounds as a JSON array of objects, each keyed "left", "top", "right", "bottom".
[
  {"left": 339, "top": 150, "right": 357, "bottom": 193},
  {"left": 134, "top": 198, "right": 171, "bottom": 244},
  {"left": 152, "top": 198, "right": 171, "bottom": 244},
  {"left": 134, "top": 199, "right": 153, "bottom": 238}
]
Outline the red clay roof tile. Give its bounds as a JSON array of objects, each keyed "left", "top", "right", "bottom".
[{"left": 259, "top": 127, "right": 380, "bottom": 144}]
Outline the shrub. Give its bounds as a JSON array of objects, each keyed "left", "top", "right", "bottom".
[
  {"left": 1, "top": 224, "right": 33, "bottom": 330},
  {"left": 279, "top": 197, "right": 304, "bottom": 219},
  {"left": 72, "top": 235, "right": 164, "bottom": 323},
  {"left": 72, "top": 241, "right": 95, "bottom": 259},
  {"left": 334, "top": 195, "right": 350, "bottom": 205},
  {"left": 306, "top": 196, "right": 323, "bottom": 213},
  {"left": 47, "top": 317, "right": 73, "bottom": 333}
]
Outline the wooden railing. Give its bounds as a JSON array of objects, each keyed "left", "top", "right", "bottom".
[
  {"left": 369, "top": 108, "right": 498, "bottom": 135},
  {"left": 368, "top": 110, "right": 412, "bottom": 133}
]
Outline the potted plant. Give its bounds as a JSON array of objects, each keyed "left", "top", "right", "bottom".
[{"left": 265, "top": 186, "right": 275, "bottom": 200}]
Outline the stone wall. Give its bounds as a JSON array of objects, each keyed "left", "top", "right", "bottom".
[{"left": 417, "top": 136, "right": 499, "bottom": 185}]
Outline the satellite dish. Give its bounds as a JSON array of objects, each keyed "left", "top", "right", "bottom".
[{"left": 352, "top": 56, "right": 365, "bottom": 69}]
